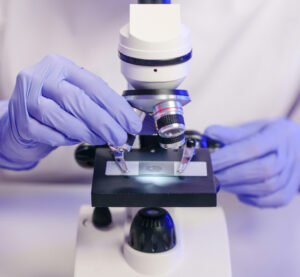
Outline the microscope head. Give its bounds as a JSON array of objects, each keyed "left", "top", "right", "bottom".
[{"left": 119, "top": 0, "right": 192, "bottom": 149}]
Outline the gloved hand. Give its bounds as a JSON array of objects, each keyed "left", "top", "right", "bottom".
[
  {"left": 205, "top": 118, "right": 300, "bottom": 208},
  {"left": 0, "top": 54, "right": 142, "bottom": 170},
  {"left": 140, "top": 114, "right": 156, "bottom": 135}
]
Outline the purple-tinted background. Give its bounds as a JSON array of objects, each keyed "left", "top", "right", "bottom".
[{"left": 0, "top": 181, "right": 299, "bottom": 277}]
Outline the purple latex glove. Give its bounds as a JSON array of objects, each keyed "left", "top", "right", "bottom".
[
  {"left": 205, "top": 118, "right": 300, "bottom": 208},
  {"left": 140, "top": 114, "right": 156, "bottom": 135},
  {"left": 0, "top": 54, "right": 142, "bottom": 170}
]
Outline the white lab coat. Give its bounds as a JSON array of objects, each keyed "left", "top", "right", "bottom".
[{"left": 1, "top": 1, "right": 300, "bottom": 277}]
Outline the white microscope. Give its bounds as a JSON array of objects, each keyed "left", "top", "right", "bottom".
[{"left": 74, "top": 1, "right": 232, "bottom": 276}]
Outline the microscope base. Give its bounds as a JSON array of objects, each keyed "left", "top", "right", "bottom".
[{"left": 74, "top": 206, "right": 232, "bottom": 277}]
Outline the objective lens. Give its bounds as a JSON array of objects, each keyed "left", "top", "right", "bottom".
[
  {"left": 158, "top": 133, "right": 186, "bottom": 149},
  {"left": 153, "top": 101, "right": 185, "bottom": 139}
]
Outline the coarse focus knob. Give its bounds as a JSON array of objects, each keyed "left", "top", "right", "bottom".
[
  {"left": 129, "top": 208, "right": 176, "bottom": 253},
  {"left": 184, "top": 130, "right": 225, "bottom": 150},
  {"left": 75, "top": 143, "right": 97, "bottom": 168}
]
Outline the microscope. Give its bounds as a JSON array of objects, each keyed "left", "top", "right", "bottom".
[{"left": 74, "top": 1, "right": 232, "bottom": 276}]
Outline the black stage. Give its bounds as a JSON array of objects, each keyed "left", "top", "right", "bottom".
[{"left": 92, "top": 147, "right": 217, "bottom": 207}]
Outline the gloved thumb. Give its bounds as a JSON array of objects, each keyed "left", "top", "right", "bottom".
[
  {"left": 204, "top": 120, "right": 270, "bottom": 144},
  {"left": 139, "top": 114, "right": 157, "bottom": 135}
]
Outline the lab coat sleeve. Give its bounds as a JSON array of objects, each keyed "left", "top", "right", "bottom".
[{"left": 0, "top": 145, "right": 94, "bottom": 183}]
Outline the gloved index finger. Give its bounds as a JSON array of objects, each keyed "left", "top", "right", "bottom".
[
  {"left": 65, "top": 64, "right": 142, "bottom": 135},
  {"left": 210, "top": 124, "right": 281, "bottom": 172},
  {"left": 204, "top": 119, "right": 271, "bottom": 145}
]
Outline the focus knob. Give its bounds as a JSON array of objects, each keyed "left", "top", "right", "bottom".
[
  {"left": 75, "top": 143, "right": 97, "bottom": 168},
  {"left": 129, "top": 208, "right": 176, "bottom": 253},
  {"left": 92, "top": 207, "right": 112, "bottom": 228}
]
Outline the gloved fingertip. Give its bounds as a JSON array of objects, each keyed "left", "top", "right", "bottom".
[
  {"left": 205, "top": 125, "right": 241, "bottom": 144},
  {"left": 65, "top": 139, "right": 81, "bottom": 146},
  {"left": 50, "top": 137, "right": 78, "bottom": 147},
  {"left": 209, "top": 150, "right": 226, "bottom": 172},
  {"left": 237, "top": 194, "right": 248, "bottom": 202},
  {"left": 237, "top": 195, "right": 259, "bottom": 207},
  {"left": 140, "top": 115, "right": 156, "bottom": 135},
  {"left": 204, "top": 125, "right": 228, "bottom": 140},
  {"left": 140, "top": 127, "right": 157, "bottom": 136},
  {"left": 130, "top": 118, "right": 143, "bottom": 135},
  {"left": 88, "top": 135, "right": 106, "bottom": 146},
  {"left": 111, "top": 132, "right": 128, "bottom": 147}
]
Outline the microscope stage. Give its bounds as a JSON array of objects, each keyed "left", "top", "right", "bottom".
[{"left": 92, "top": 148, "right": 217, "bottom": 207}]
